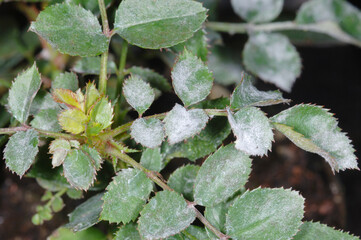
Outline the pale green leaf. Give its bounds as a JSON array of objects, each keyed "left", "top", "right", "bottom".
[
  {"left": 123, "top": 75, "right": 155, "bottom": 116},
  {"left": 4, "top": 129, "right": 39, "bottom": 177},
  {"left": 226, "top": 188, "right": 304, "bottom": 240},
  {"left": 49, "top": 139, "right": 71, "bottom": 168},
  {"left": 8, "top": 63, "right": 41, "bottom": 123},
  {"left": 89, "top": 98, "right": 113, "bottom": 130},
  {"left": 72, "top": 56, "right": 117, "bottom": 75},
  {"left": 140, "top": 147, "right": 163, "bottom": 172},
  {"left": 66, "top": 189, "right": 83, "bottom": 199},
  {"left": 31, "top": 108, "right": 62, "bottom": 133},
  {"left": 63, "top": 149, "right": 96, "bottom": 190},
  {"left": 114, "top": 0, "right": 207, "bottom": 49},
  {"left": 30, "top": 3, "right": 108, "bottom": 57},
  {"left": 230, "top": 73, "right": 290, "bottom": 108},
  {"left": 194, "top": 144, "right": 252, "bottom": 207},
  {"left": 138, "top": 191, "right": 196, "bottom": 239},
  {"left": 168, "top": 165, "right": 200, "bottom": 201},
  {"left": 243, "top": 32, "right": 302, "bottom": 92},
  {"left": 101, "top": 168, "right": 153, "bottom": 224},
  {"left": 85, "top": 82, "right": 100, "bottom": 112},
  {"left": 59, "top": 109, "right": 88, "bottom": 134},
  {"left": 231, "top": 0, "right": 284, "bottom": 23},
  {"left": 296, "top": 0, "right": 361, "bottom": 41},
  {"left": 164, "top": 104, "right": 209, "bottom": 144},
  {"left": 114, "top": 223, "right": 141, "bottom": 240},
  {"left": 52, "top": 88, "right": 84, "bottom": 111},
  {"left": 51, "top": 196, "right": 64, "bottom": 212},
  {"left": 172, "top": 29, "right": 209, "bottom": 62},
  {"left": 65, "top": 193, "right": 104, "bottom": 232},
  {"left": 130, "top": 118, "right": 165, "bottom": 149},
  {"left": 183, "top": 225, "right": 209, "bottom": 240},
  {"left": 161, "top": 117, "right": 231, "bottom": 162},
  {"left": 52, "top": 72, "right": 78, "bottom": 91},
  {"left": 128, "top": 66, "right": 171, "bottom": 92},
  {"left": 227, "top": 107, "right": 273, "bottom": 156},
  {"left": 294, "top": 221, "right": 359, "bottom": 240},
  {"left": 172, "top": 49, "right": 213, "bottom": 106},
  {"left": 81, "top": 145, "right": 102, "bottom": 171},
  {"left": 30, "top": 91, "right": 60, "bottom": 115},
  {"left": 271, "top": 104, "right": 358, "bottom": 172},
  {"left": 48, "top": 227, "right": 106, "bottom": 240}
]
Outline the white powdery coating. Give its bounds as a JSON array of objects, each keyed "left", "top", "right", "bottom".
[
  {"left": 244, "top": 32, "right": 301, "bottom": 92},
  {"left": 231, "top": 0, "right": 284, "bottom": 23},
  {"left": 172, "top": 50, "right": 213, "bottom": 106},
  {"left": 226, "top": 188, "right": 304, "bottom": 240},
  {"left": 163, "top": 104, "right": 209, "bottom": 144},
  {"left": 296, "top": 0, "right": 337, "bottom": 23},
  {"left": 123, "top": 76, "right": 155, "bottom": 115},
  {"left": 227, "top": 107, "right": 273, "bottom": 156},
  {"left": 130, "top": 118, "right": 165, "bottom": 148}
]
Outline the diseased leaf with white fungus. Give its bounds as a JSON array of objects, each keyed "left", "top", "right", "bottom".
[
  {"left": 8, "top": 63, "right": 41, "bottom": 123},
  {"left": 30, "top": 3, "right": 108, "bottom": 57},
  {"left": 293, "top": 221, "right": 359, "bottom": 240},
  {"left": 163, "top": 104, "right": 209, "bottom": 145},
  {"left": 227, "top": 107, "right": 273, "bottom": 156},
  {"left": 230, "top": 73, "right": 290, "bottom": 109},
  {"left": 130, "top": 118, "right": 165, "bottom": 149},
  {"left": 194, "top": 144, "right": 252, "bottom": 207},
  {"left": 231, "top": 0, "right": 284, "bottom": 23},
  {"left": 226, "top": 188, "right": 304, "bottom": 240},
  {"left": 243, "top": 32, "right": 302, "bottom": 92},
  {"left": 114, "top": 223, "right": 141, "bottom": 240},
  {"left": 138, "top": 191, "right": 196, "bottom": 240},
  {"left": 4, "top": 129, "right": 39, "bottom": 177},
  {"left": 52, "top": 72, "right": 79, "bottom": 91},
  {"left": 114, "top": 0, "right": 207, "bottom": 49},
  {"left": 168, "top": 165, "right": 200, "bottom": 201},
  {"left": 101, "top": 168, "right": 153, "bottom": 224},
  {"left": 271, "top": 104, "right": 358, "bottom": 172},
  {"left": 172, "top": 49, "right": 213, "bottom": 106},
  {"left": 31, "top": 108, "right": 62, "bottom": 133},
  {"left": 73, "top": 56, "right": 117, "bottom": 75},
  {"left": 140, "top": 147, "right": 164, "bottom": 172},
  {"left": 123, "top": 75, "right": 155, "bottom": 116},
  {"left": 63, "top": 149, "right": 96, "bottom": 190}
]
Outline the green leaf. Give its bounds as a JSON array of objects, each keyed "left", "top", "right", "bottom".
[
  {"left": 67, "top": 0, "right": 112, "bottom": 16},
  {"left": 59, "top": 109, "right": 88, "bottom": 134},
  {"left": 66, "top": 188, "right": 83, "bottom": 199},
  {"left": 168, "top": 165, "right": 200, "bottom": 201},
  {"left": 52, "top": 72, "right": 78, "bottom": 91},
  {"left": 130, "top": 118, "right": 165, "bottom": 149},
  {"left": 168, "top": 165, "right": 199, "bottom": 201},
  {"left": 49, "top": 139, "right": 71, "bottom": 168},
  {"left": 164, "top": 104, "right": 209, "bottom": 144},
  {"left": 172, "top": 49, "right": 213, "bottom": 106},
  {"left": 30, "top": 3, "right": 108, "bottom": 57},
  {"left": 51, "top": 196, "right": 64, "bottom": 212},
  {"left": 208, "top": 46, "right": 244, "bottom": 85},
  {"left": 89, "top": 98, "right": 113, "bottom": 131},
  {"left": 243, "top": 32, "right": 302, "bottom": 92},
  {"left": 194, "top": 144, "right": 252, "bottom": 207},
  {"left": 31, "top": 108, "right": 62, "bottom": 132},
  {"left": 85, "top": 82, "right": 101, "bottom": 112},
  {"left": 65, "top": 193, "right": 104, "bottom": 232},
  {"left": 225, "top": 188, "right": 304, "bottom": 240},
  {"left": 63, "top": 149, "right": 96, "bottom": 190},
  {"left": 293, "top": 221, "right": 359, "bottom": 240},
  {"left": 227, "top": 107, "right": 273, "bottom": 156},
  {"left": 183, "top": 225, "right": 209, "bottom": 240},
  {"left": 48, "top": 227, "right": 106, "bottom": 240},
  {"left": 271, "top": 104, "right": 358, "bottom": 172},
  {"left": 172, "top": 29, "right": 209, "bottom": 62},
  {"left": 140, "top": 147, "right": 163, "bottom": 172},
  {"left": 8, "top": 63, "right": 41, "bottom": 123},
  {"left": 205, "top": 201, "right": 232, "bottom": 239},
  {"left": 114, "top": 223, "right": 142, "bottom": 240},
  {"left": 72, "top": 56, "right": 117, "bottom": 75},
  {"left": 138, "top": 191, "right": 196, "bottom": 239},
  {"left": 4, "top": 129, "right": 39, "bottom": 177},
  {"left": 230, "top": 73, "right": 290, "bottom": 108},
  {"left": 52, "top": 88, "right": 84, "bottom": 111},
  {"left": 231, "top": 0, "right": 284, "bottom": 23},
  {"left": 114, "top": 0, "right": 207, "bottom": 49},
  {"left": 81, "top": 145, "right": 102, "bottom": 171},
  {"left": 128, "top": 66, "right": 172, "bottom": 92},
  {"left": 296, "top": 0, "right": 361, "bottom": 41},
  {"left": 123, "top": 75, "right": 155, "bottom": 116},
  {"left": 101, "top": 168, "right": 153, "bottom": 224},
  {"left": 30, "top": 91, "right": 61, "bottom": 115}
]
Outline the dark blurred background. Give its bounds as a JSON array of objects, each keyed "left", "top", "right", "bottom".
[{"left": 0, "top": 0, "right": 360, "bottom": 239}]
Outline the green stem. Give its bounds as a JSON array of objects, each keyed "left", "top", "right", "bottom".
[
  {"left": 106, "top": 142, "right": 230, "bottom": 239},
  {"left": 98, "top": 0, "right": 110, "bottom": 95},
  {"left": 206, "top": 21, "right": 361, "bottom": 47}
]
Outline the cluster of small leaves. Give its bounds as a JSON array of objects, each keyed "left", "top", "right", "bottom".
[{"left": 1, "top": 0, "right": 360, "bottom": 240}]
